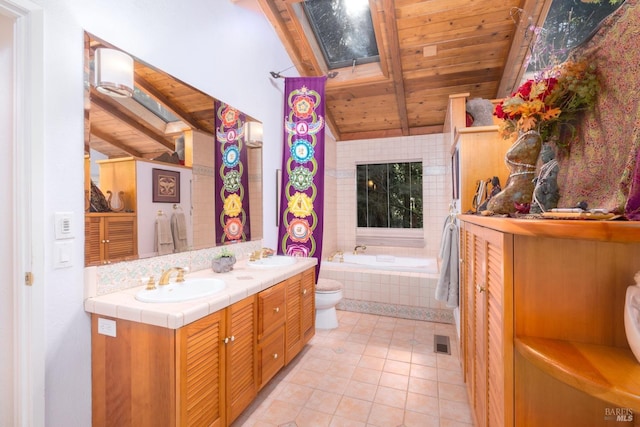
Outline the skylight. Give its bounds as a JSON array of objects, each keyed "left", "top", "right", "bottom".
[
  {"left": 133, "top": 87, "right": 179, "bottom": 123},
  {"left": 526, "top": 0, "right": 623, "bottom": 75},
  {"left": 302, "top": 0, "right": 379, "bottom": 70}
]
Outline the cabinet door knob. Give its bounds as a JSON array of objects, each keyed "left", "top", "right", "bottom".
[
  {"left": 274, "top": 307, "right": 280, "bottom": 313},
  {"left": 273, "top": 353, "right": 278, "bottom": 359},
  {"left": 476, "top": 284, "right": 486, "bottom": 293},
  {"left": 224, "top": 337, "right": 229, "bottom": 344},
  {"left": 230, "top": 335, "right": 235, "bottom": 342},
  {"left": 303, "top": 289, "right": 307, "bottom": 295}
]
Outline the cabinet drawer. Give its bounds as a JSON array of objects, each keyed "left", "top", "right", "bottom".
[
  {"left": 259, "top": 282, "right": 286, "bottom": 337},
  {"left": 259, "top": 326, "right": 285, "bottom": 388}
]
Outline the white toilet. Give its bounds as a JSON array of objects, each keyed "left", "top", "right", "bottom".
[{"left": 315, "top": 278, "right": 344, "bottom": 329}]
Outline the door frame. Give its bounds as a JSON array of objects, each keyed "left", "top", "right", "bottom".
[{"left": 0, "top": 0, "right": 45, "bottom": 425}]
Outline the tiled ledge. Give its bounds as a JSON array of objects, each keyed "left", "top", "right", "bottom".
[{"left": 84, "top": 256, "right": 317, "bottom": 329}]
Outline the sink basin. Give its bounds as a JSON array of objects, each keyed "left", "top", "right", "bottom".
[
  {"left": 248, "top": 255, "right": 297, "bottom": 268},
  {"left": 135, "top": 278, "right": 226, "bottom": 303}
]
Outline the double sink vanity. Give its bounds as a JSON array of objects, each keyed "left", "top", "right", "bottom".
[{"left": 85, "top": 255, "right": 317, "bottom": 427}]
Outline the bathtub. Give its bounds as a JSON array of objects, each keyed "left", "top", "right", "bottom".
[
  {"left": 319, "top": 253, "right": 453, "bottom": 324},
  {"left": 323, "top": 253, "right": 438, "bottom": 274}
]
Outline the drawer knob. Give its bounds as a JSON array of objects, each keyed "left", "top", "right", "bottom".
[
  {"left": 273, "top": 353, "right": 278, "bottom": 359},
  {"left": 274, "top": 307, "right": 280, "bottom": 313}
]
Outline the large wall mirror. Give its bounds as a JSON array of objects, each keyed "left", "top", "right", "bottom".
[{"left": 84, "top": 32, "right": 263, "bottom": 266}]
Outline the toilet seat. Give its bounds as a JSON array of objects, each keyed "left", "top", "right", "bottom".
[{"left": 316, "top": 278, "right": 343, "bottom": 293}]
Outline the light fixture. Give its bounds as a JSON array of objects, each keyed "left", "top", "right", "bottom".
[
  {"left": 245, "top": 121, "right": 263, "bottom": 148},
  {"left": 94, "top": 48, "right": 134, "bottom": 98}
]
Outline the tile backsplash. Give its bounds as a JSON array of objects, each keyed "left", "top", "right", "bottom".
[{"left": 84, "top": 240, "right": 261, "bottom": 298}]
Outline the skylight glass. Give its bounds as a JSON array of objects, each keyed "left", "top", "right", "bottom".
[
  {"left": 133, "top": 87, "right": 180, "bottom": 123},
  {"left": 302, "top": 0, "right": 379, "bottom": 70},
  {"left": 526, "top": 0, "right": 623, "bottom": 75}
]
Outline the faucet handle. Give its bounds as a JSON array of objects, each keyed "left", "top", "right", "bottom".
[
  {"left": 176, "top": 267, "right": 188, "bottom": 283},
  {"left": 144, "top": 276, "right": 156, "bottom": 290}
]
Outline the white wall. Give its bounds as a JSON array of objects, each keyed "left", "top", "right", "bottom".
[{"left": 38, "top": 1, "right": 293, "bottom": 425}]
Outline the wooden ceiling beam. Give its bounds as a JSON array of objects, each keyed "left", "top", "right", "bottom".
[
  {"left": 90, "top": 128, "right": 144, "bottom": 157},
  {"left": 381, "top": 0, "right": 409, "bottom": 136},
  {"left": 90, "top": 93, "right": 175, "bottom": 151},
  {"left": 133, "top": 76, "right": 211, "bottom": 135}
]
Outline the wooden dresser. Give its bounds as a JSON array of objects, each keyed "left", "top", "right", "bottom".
[{"left": 459, "top": 215, "right": 640, "bottom": 426}]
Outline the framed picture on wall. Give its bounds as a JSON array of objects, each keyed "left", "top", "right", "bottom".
[{"left": 152, "top": 168, "right": 180, "bottom": 203}]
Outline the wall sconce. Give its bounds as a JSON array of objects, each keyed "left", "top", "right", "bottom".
[
  {"left": 245, "top": 121, "right": 263, "bottom": 148},
  {"left": 94, "top": 48, "right": 134, "bottom": 98}
]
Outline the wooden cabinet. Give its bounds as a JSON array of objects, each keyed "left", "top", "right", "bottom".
[
  {"left": 459, "top": 216, "right": 640, "bottom": 426},
  {"left": 445, "top": 93, "right": 513, "bottom": 213},
  {"left": 92, "top": 296, "right": 255, "bottom": 427},
  {"left": 285, "top": 267, "right": 316, "bottom": 364},
  {"left": 460, "top": 220, "right": 514, "bottom": 427},
  {"left": 91, "top": 266, "right": 316, "bottom": 427},
  {"left": 85, "top": 213, "right": 137, "bottom": 265}
]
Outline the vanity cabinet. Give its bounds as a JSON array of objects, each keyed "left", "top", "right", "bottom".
[
  {"left": 91, "top": 266, "right": 316, "bottom": 427},
  {"left": 85, "top": 213, "right": 137, "bottom": 265},
  {"left": 459, "top": 220, "right": 514, "bottom": 427},
  {"left": 459, "top": 216, "right": 640, "bottom": 426}
]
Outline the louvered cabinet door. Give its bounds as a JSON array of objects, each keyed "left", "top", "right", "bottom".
[
  {"left": 85, "top": 215, "right": 104, "bottom": 265},
  {"left": 176, "top": 311, "right": 225, "bottom": 427},
  {"left": 284, "top": 274, "right": 303, "bottom": 363},
  {"left": 300, "top": 267, "right": 316, "bottom": 344},
  {"left": 225, "top": 295, "right": 258, "bottom": 425},
  {"left": 473, "top": 230, "right": 488, "bottom": 427},
  {"left": 103, "top": 214, "right": 137, "bottom": 263}
]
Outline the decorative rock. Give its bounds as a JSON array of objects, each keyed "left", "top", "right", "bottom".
[{"left": 212, "top": 255, "right": 236, "bottom": 273}]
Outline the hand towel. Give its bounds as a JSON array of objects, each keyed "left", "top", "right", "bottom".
[
  {"left": 155, "top": 214, "right": 174, "bottom": 255},
  {"left": 171, "top": 211, "right": 189, "bottom": 253},
  {"left": 435, "top": 216, "right": 459, "bottom": 308}
]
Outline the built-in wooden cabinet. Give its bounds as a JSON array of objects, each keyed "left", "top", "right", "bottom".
[
  {"left": 85, "top": 213, "right": 137, "bottom": 265},
  {"left": 92, "top": 266, "right": 316, "bottom": 427},
  {"left": 459, "top": 216, "right": 640, "bottom": 426},
  {"left": 446, "top": 93, "right": 513, "bottom": 214},
  {"left": 460, "top": 220, "right": 513, "bottom": 427}
]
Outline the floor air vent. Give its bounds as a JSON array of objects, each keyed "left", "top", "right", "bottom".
[{"left": 434, "top": 334, "right": 451, "bottom": 355}]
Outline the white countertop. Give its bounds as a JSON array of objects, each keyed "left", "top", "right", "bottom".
[{"left": 84, "top": 257, "right": 317, "bottom": 329}]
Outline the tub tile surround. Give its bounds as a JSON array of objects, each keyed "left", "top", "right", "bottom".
[{"left": 83, "top": 241, "right": 321, "bottom": 329}]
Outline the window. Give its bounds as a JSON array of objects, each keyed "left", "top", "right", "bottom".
[
  {"left": 526, "top": 0, "right": 623, "bottom": 75},
  {"left": 302, "top": 0, "right": 379, "bottom": 70},
  {"left": 357, "top": 162, "right": 422, "bottom": 229}
]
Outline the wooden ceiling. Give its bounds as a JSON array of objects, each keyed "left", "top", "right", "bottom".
[
  {"left": 257, "top": 0, "right": 550, "bottom": 141},
  {"left": 85, "top": 1, "right": 551, "bottom": 158}
]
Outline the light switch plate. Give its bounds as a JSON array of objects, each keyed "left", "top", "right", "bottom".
[
  {"left": 97, "top": 318, "right": 116, "bottom": 337},
  {"left": 53, "top": 241, "right": 74, "bottom": 269}
]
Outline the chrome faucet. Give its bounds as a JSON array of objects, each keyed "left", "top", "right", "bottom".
[
  {"left": 158, "top": 267, "right": 186, "bottom": 286},
  {"left": 353, "top": 245, "right": 367, "bottom": 255}
]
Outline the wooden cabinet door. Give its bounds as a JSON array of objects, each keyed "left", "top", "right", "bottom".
[
  {"left": 225, "top": 295, "right": 258, "bottom": 425},
  {"left": 300, "top": 267, "right": 316, "bottom": 344},
  {"left": 103, "top": 215, "right": 137, "bottom": 263},
  {"left": 85, "top": 215, "right": 104, "bottom": 265},
  {"left": 461, "top": 222, "right": 513, "bottom": 427},
  {"left": 284, "top": 273, "right": 303, "bottom": 364},
  {"left": 176, "top": 311, "right": 224, "bottom": 427}
]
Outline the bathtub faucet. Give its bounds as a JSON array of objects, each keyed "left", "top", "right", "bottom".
[
  {"left": 353, "top": 245, "right": 367, "bottom": 255},
  {"left": 328, "top": 250, "right": 344, "bottom": 262}
]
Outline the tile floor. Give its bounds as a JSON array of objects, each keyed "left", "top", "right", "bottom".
[{"left": 232, "top": 310, "right": 473, "bottom": 427}]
